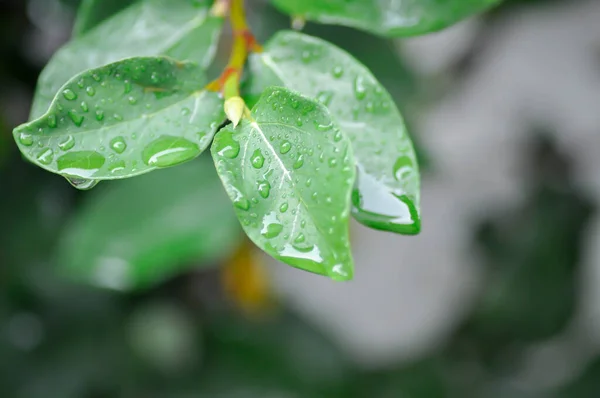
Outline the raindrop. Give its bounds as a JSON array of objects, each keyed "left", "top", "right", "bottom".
[
  {"left": 316, "top": 91, "right": 333, "bottom": 106},
  {"left": 331, "top": 66, "right": 344, "bottom": 78},
  {"left": 251, "top": 149, "right": 264, "bottom": 169},
  {"left": 62, "top": 89, "right": 77, "bottom": 101},
  {"left": 110, "top": 137, "right": 127, "bottom": 154},
  {"left": 328, "top": 158, "right": 338, "bottom": 168},
  {"left": 217, "top": 135, "right": 240, "bottom": 159},
  {"left": 86, "top": 86, "right": 96, "bottom": 96},
  {"left": 67, "top": 110, "right": 84, "bottom": 127},
  {"left": 279, "top": 202, "right": 289, "bottom": 213},
  {"left": 128, "top": 96, "right": 137, "bottom": 105},
  {"left": 333, "top": 130, "right": 343, "bottom": 142},
  {"left": 280, "top": 140, "right": 291, "bottom": 154},
  {"left": 353, "top": 76, "right": 367, "bottom": 100},
  {"left": 18, "top": 132, "right": 33, "bottom": 146},
  {"left": 257, "top": 180, "right": 271, "bottom": 199},
  {"left": 294, "top": 233, "right": 305, "bottom": 244},
  {"left": 293, "top": 154, "right": 304, "bottom": 169},
  {"left": 66, "top": 177, "right": 99, "bottom": 190},
  {"left": 113, "top": 113, "right": 123, "bottom": 121},
  {"left": 80, "top": 101, "right": 89, "bottom": 112},
  {"left": 36, "top": 148, "right": 54, "bottom": 165},
  {"left": 47, "top": 114, "right": 57, "bottom": 128},
  {"left": 234, "top": 197, "right": 251, "bottom": 211},
  {"left": 58, "top": 135, "right": 75, "bottom": 151},
  {"left": 142, "top": 136, "right": 199, "bottom": 167},
  {"left": 95, "top": 110, "right": 105, "bottom": 121}
]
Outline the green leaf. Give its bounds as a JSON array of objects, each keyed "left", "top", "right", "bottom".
[
  {"left": 247, "top": 31, "right": 420, "bottom": 234},
  {"left": 13, "top": 57, "right": 224, "bottom": 181},
  {"left": 211, "top": 86, "right": 355, "bottom": 281},
  {"left": 57, "top": 157, "right": 242, "bottom": 291},
  {"left": 270, "top": 0, "right": 501, "bottom": 37},
  {"left": 72, "top": 0, "right": 137, "bottom": 37},
  {"left": 31, "top": 0, "right": 222, "bottom": 119}
]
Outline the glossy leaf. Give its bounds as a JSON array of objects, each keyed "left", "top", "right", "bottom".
[
  {"left": 13, "top": 57, "right": 224, "bottom": 181},
  {"left": 212, "top": 87, "right": 355, "bottom": 281},
  {"left": 247, "top": 31, "right": 420, "bottom": 234},
  {"left": 72, "top": 0, "right": 137, "bottom": 37},
  {"left": 270, "top": 0, "right": 501, "bottom": 37},
  {"left": 57, "top": 157, "right": 242, "bottom": 291},
  {"left": 31, "top": 0, "right": 222, "bottom": 119}
]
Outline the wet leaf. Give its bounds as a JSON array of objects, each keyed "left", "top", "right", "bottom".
[
  {"left": 31, "top": 0, "right": 222, "bottom": 119},
  {"left": 271, "top": 0, "right": 501, "bottom": 37},
  {"left": 212, "top": 87, "right": 355, "bottom": 281},
  {"left": 57, "top": 158, "right": 242, "bottom": 291},
  {"left": 13, "top": 57, "right": 224, "bottom": 181},
  {"left": 247, "top": 31, "right": 420, "bottom": 234},
  {"left": 72, "top": 0, "right": 137, "bottom": 37}
]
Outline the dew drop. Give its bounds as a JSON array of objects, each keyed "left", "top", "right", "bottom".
[
  {"left": 128, "top": 96, "right": 137, "bottom": 105},
  {"left": 66, "top": 177, "right": 99, "bottom": 190},
  {"left": 58, "top": 135, "right": 75, "bottom": 151},
  {"left": 86, "top": 86, "right": 96, "bottom": 96},
  {"left": 217, "top": 135, "right": 240, "bottom": 159},
  {"left": 36, "top": 148, "right": 54, "bottom": 165},
  {"left": 57, "top": 151, "right": 105, "bottom": 177},
  {"left": 257, "top": 180, "right": 271, "bottom": 199},
  {"left": 294, "top": 233, "right": 306, "bottom": 244},
  {"left": 68, "top": 110, "right": 84, "bottom": 127},
  {"left": 280, "top": 140, "right": 291, "bottom": 154},
  {"left": 333, "top": 130, "right": 343, "bottom": 142},
  {"left": 293, "top": 154, "right": 304, "bottom": 169},
  {"left": 331, "top": 66, "right": 344, "bottom": 78},
  {"left": 251, "top": 149, "right": 265, "bottom": 169},
  {"left": 353, "top": 76, "right": 367, "bottom": 100},
  {"left": 62, "top": 89, "right": 77, "bottom": 101},
  {"left": 110, "top": 136, "right": 127, "bottom": 154},
  {"left": 18, "top": 132, "right": 33, "bottom": 146},
  {"left": 316, "top": 91, "right": 333, "bottom": 106},
  {"left": 280, "top": 202, "right": 289, "bottom": 213},
  {"left": 234, "top": 197, "right": 251, "bottom": 211},
  {"left": 47, "top": 114, "right": 57, "bottom": 128},
  {"left": 328, "top": 158, "right": 338, "bottom": 168},
  {"left": 113, "top": 113, "right": 123, "bottom": 121},
  {"left": 80, "top": 101, "right": 89, "bottom": 112},
  {"left": 142, "top": 136, "right": 199, "bottom": 167},
  {"left": 95, "top": 110, "right": 105, "bottom": 121}
]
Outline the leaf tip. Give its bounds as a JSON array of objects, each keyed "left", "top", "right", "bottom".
[{"left": 224, "top": 96, "right": 246, "bottom": 127}]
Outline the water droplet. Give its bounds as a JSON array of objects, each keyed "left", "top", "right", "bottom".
[
  {"left": 18, "top": 131, "right": 33, "bottom": 146},
  {"left": 331, "top": 66, "right": 343, "bottom": 78},
  {"left": 293, "top": 154, "right": 304, "bottom": 169},
  {"left": 62, "top": 89, "right": 77, "bottom": 101},
  {"left": 66, "top": 177, "right": 99, "bottom": 190},
  {"left": 113, "top": 113, "right": 123, "bottom": 121},
  {"left": 124, "top": 80, "right": 132, "bottom": 94},
  {"left": 128, "top": 96, "right": 137, "bottom": 105},
  {"left": 257, "top": 180, "right": 271, "bottom": 199},
  {"left": 353, "top": 76, "right": 367, "bottom": 100},
  {"left": 291, "top": 99, "right": 299, "bottom": 109},
  {"left": 57, "top": 151, "right": 105, "bottom": 178},
  {"left": 234, "top": 197, "right": 250, "bottom": 211},
  {"left": 95, "top": 110, "right": 105, "bottom": 121},
  {"left": 142, "top": 136, "right": 199, "bottom": 167},
  {"left": 316, "top": 91, "right": 333, "bottom": 106},
  {"left": 77, "top": 79, "right": 85, "bottom": 88},
  {"left": 393, "top": 155, "right": 414, "bottom": 181},
  {"left": 36, "top": 148, "right": 54, "bottom": 165},
  {"left": 333, "top": 130, "right": 343, "bottom": 142},
  {"left": 68, "top": 110, "right": 84, "bottom": 127},
  {"left": 280, "top": 140, "right": 291, "bottom": 154},
  {"left": 279, "top": 202, "right": 289, "bottom": 213},
  {"left": 366, "top": 102, "right": 374, "bottom": 112},
  {"left": 109, "top": 161, "right": 126, "bottom": 174},
  {"left": 181, "top": 107, "right": 191, "bottom": 116},
  {"left": 294, "top": 233, "right": 305, "bottom": 243},
  {"left": 251, "top": 149, "right": 264, "bottom": 169},
  {"left": 80, "top": 101, "right": 89, "bottom": 112},
  {"left": 261, "top": 211, "right": 283, "bottom": 239},
  {"left": 110, "top": 136, "right": 127, "bottom": 154},
  {"left": 296, "top": 117, "right": 303, "bottom": 127},
  {"left": 305, "top": 178, "right": 312, "bottom": 187},
  {"left": 86, "top": 86, "right": 96, "bottom": 96},
  {"left": 91, "top": 73, "right": 101, "bottom": 82},
  {"left": 217, "top": 135, "right": 240, "bottom": 159},
  {"left": 58, "top": 135, "right": 75, "bottom": 151},
  {"left": 47, "top": 114, "right": 57, "bottom": 128},
  {"left": 328, "top": 158, "right": 338, "bottom": 168},
  {"left": 311, "top": 192, "right": 318, "bottom": 201}
]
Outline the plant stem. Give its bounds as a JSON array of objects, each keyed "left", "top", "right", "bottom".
[{"left": 208, "top": 0, "right": 261, "bottom": 100}]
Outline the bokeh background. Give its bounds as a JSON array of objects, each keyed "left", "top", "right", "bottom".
[{"left": 2, "top": 0, "right": 600, "bottom": 396}]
